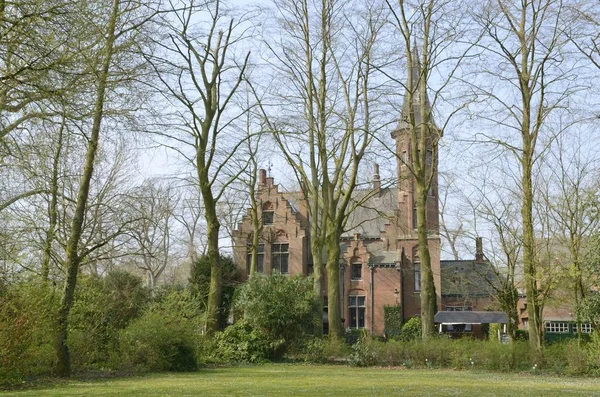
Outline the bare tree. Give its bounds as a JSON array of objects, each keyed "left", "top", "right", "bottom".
[
  {"left": 539, "top": 133, "right": 600, "bottom": 340},
  {"left": 127, "top": 180, "right": 179, "bottom": 290},
  {"left": 384, "top": 0, "right": 477, "bottom": 337},
  {"left": 469, "top": 0, "right": 583, "bottom": 349},
  {"left": 253, "top": 0, "right": 387, "bottom": 339},
  {"left": 55, "top": 0, "right": 158, "bottom": 376},
  {"left": 148, "top": 0, "right": 252, "bottom": 333}
]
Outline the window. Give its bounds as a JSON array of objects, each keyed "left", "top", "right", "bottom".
[
  {"left": 545, "top": 322, "right": 569, "bottom": 333},
  {"left": 580, "top": 323, "right": 593, "bottom": 334},
  {"left": 413, "top": 247, "right": 421, "bottom": 292},
  {"left": 262, "top": 211, "right": 274, "bottom": 225},
  {"left": 412, "top": 206, "right": 417, "bottom": 230},
  {"left": 351, "top": 263, "right": 362, "bottom": 280},
  {"left": 401, "top": 151, "right": 408, "bottom": 165},
  {"left": 272, "top": 243, "right": 289, "bottom": 274},
  {"left": 414, "top": 264, "right": 421, "bottom": 292},
  {"left": 246, "top": 243, "right": 264, "bottom": 273},
  {"left": 349, "top": 295, "right": 366, "bottom": 329}
]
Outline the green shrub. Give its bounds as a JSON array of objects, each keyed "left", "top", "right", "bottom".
[
  {"left": 234, "top": 274, "right": 318, "bottom": 353},
  {"left": 586, "top": 331, "right": 600, "bottom": 372},
  {"left": 68, "top": 271, "right": 149, "bottom": 370},
  {"left": 401, "top": 317, "right": 421, "bottom": 341},
  {"left": 212, "top": 319, "right": 283, "bottom": 363},
  {"left": 299, "top": 337, "right": 350, "bottom": 363},
  {"left": 118, "top": 289, "right": 200, "bottom": 372},
  {"left": 345, "top": 328, "right": 362, "bottom": 344},
  {"left": 189, "top": 254, "right": 238, "bottom": 329},
  {"left": 383, "top": 306, "right": 403, "bottom": 340},
  {"left": 515, "top": 329, "right": 529, "bottom": 341},
  {"left": 488, "top": 323, "right": 501, "bottom": 341},
  {"left": 0, "top": 281, "right": 57, "bottom": 386},
  {"left": 350, "top": 338, "right": 376, "bottom": 367}
]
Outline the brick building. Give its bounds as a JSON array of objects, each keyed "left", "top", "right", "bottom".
[{"left": 232, "top": 65, "right": 497, "bottom": 335}]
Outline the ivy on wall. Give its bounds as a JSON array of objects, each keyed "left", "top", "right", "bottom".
[{"left": 383, "top": 305, "right": 402, "bottom": 339}]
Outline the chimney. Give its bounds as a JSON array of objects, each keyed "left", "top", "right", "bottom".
[
  {"left": 373, "top": 163, "right": 381, "bottom": 194},
  {"left": 259, "top": 169, "right": 267, "bottom": 185},
  {"left": 475, "top": 237, "right": 484, "bottom": 263}
]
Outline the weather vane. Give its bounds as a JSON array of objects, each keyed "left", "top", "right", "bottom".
[{"left": 267, "top": 160, "right": 272, "bottom": 176}]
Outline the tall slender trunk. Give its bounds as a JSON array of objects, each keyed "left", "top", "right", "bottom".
[
  {"left": 249, "top": 176, "right": 259, "bottom": 276},
  {"left": 416, "top": 185, "right": 436, "bottom": 338},
  {"left": 41, "top": 114, "right": 65, "bottom": 282},
  {"left": 522, "top": 148, "right": 542, "bottom": 349},
  {"left": 203, "top": 190, "right": 222, "bottom": 334},
  {"left": 310, "top": 200, "right": 324, "bottom": 335},
  {"left": 325, "top": 230, "right": 343, "bottom": 339},
  {"left": 54, "top": 0, "right": 119, "bottom": 377}
]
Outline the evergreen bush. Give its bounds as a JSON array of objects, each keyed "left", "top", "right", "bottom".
[
  {"left": 400, "top": 317, "right": 421, "bottom": 341},
  {"left": 234, "top": 273, "right": 318, "bottom": 353}
]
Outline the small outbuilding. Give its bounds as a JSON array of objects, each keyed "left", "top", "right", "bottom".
[{"left": 434, "top": 311, "right": 508, "bottom": 339}]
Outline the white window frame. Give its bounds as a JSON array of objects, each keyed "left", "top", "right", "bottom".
[{"left": 544, "top": 322, "right": 570, "bottom": 333}]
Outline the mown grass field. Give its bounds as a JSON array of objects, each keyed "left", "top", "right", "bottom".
[{"left": 3, "top": 364, "right": 600, "bottom": 396}]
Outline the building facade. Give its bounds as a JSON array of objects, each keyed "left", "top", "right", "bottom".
[{"left": 232, "top": 63, "right": 453, "bottom": 334}]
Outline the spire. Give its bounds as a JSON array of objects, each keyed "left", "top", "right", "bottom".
[{"left": 396, "top": 43, "right": 436, "bottom": 131}]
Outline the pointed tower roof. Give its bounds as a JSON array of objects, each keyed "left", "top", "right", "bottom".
[{"left": 396, "top": 44, "right": 437, "bottom": 132}]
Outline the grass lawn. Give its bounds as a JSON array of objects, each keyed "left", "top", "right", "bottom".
[{"left": 3, "top": 364, "right": 600, "bottom": 396}]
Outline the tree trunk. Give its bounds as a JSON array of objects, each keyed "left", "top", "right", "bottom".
[
  {"left": 416, "top": 186, "right": 436, "bottom": 338},
  {"left": 203, "top": 195, "right": 222, "bottom": 334},
  {"left": 53, "top": 0, "right": 119, "bottom": 377},
  {"left": 249, "top": 179, "right": 259, "bottom": 276},
  {"left": 310, "top": 204, "right": 324, "bottom": 336},
  {"left": 521, "top": 129, "right": 543, "bottom": 349},
  {"left": 41, "top": 114, "right": 65, "bottom": 282},
  {"left": 325, "top": 231, "right": 343, "bottom": 339}
]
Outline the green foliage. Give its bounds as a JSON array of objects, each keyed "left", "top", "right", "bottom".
[
  {"left": 577, "top": 294, "right": 600, "bottom": 329},
  {"left": 0, "top": 281, "right": 57, "bottom": 385},
  {"left": 400, "top": 317, "right": 422, "bottom": 341},
  {"left": 211, "top": 319, "right": 283, "bottom": 363},
  {"left": 118, "top": 300, "right": 198, "bottom": 372},
  {"left": 488, "top": 323, "right": 501, "bottom": 341},
  {"left": 151, "top": 286, "right": 205, "bottom": 323},
  {"left": 189, "top": 254, "right": 238, "bottom": 328},
  {"left": 586, "top": 331, "right": 600, "bottom": 373},
  {"left": 383, "top": 306, "right": 403, "bottom": 340},
  {"left": 298, "top": 337, "right": 350, "bottom": 363},
  {"left": 68, "top": 271, "right": 149, "bottom": 369},
  {"left": 347, "top": 337, "right": 536, "bottom": 371},
  {"left": 349, "top": 333, "right": 377, "bottom": 367},
  {"left": 515, "top": 329, "right": 529, "bottom": 341},
  {"left": 234, "top": 273, "right": 318, "bottom": 351}
]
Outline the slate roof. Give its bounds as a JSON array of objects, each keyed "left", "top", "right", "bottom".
[
  {"left": 342, "top": 187, "right": 397, "bottom": 238},
  {"left": 396, "top": 46, "right": 438, "bottom": 131},
  {"left": 434, "top": 311, "right": 508, "bottom": 324},
  {"left": 440, "top": 260, "right": 499, "bottom": 297}
]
